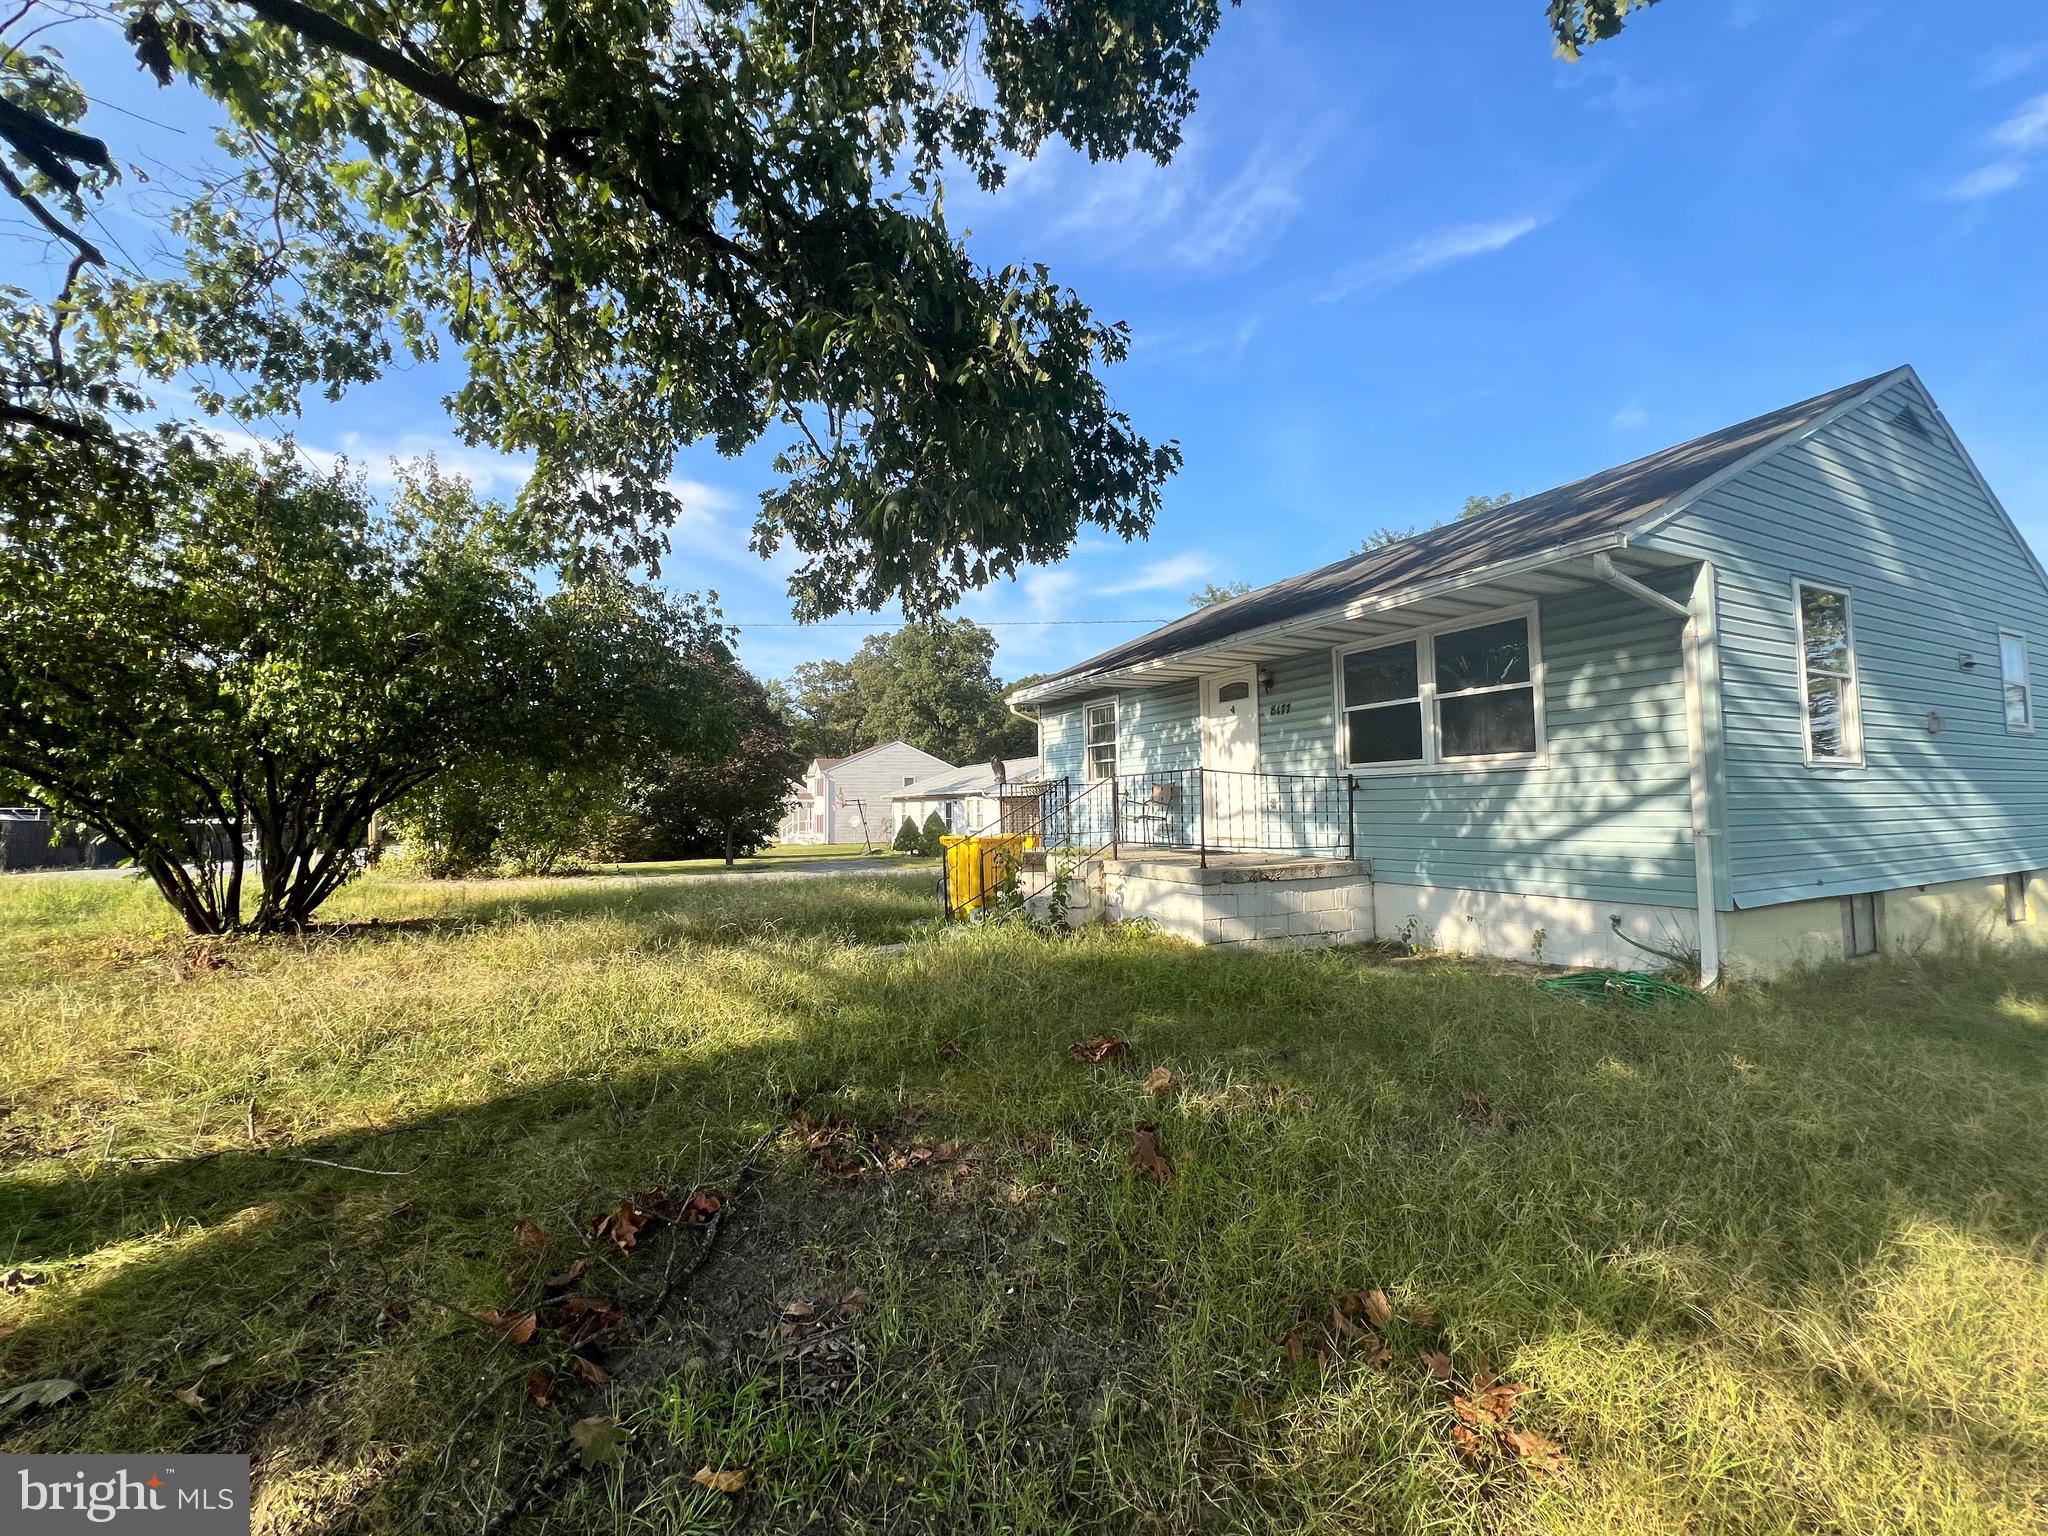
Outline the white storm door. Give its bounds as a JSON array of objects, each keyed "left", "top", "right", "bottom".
[{"left": 1201, "top": 668, "right": 1260, "bottom": 845}]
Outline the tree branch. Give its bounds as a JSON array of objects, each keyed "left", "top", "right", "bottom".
[
  {"left": 0, "top": 97, "right": 113, "bottom": 195},
  {"left": 229, "top": 0, "right": 766, "bottom": 274},
  {"left": 0, "top": 401, "right": 102, "bottom": 442}
]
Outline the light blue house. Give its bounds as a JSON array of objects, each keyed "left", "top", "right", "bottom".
[{"left": 1006, "top": 367, "right": 2048, "bottom": 979}]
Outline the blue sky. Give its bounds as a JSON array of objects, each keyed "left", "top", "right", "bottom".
[{"left": 68, "top": 0, "right": 2048, "bottom": 684}]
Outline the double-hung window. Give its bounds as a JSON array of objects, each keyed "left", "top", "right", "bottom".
[
  {"left": 1084, "top": 699, "right": 1118, "bottom": 781},
  {"left": 1795, "top": 582, "right": 1861, "bottom": 765},
  {"left": 1338, "top": 611, "right": 1541, "bottom": 770},
  {"left": 2001, "top": 631, "right": 2033, "bottom": 733}
]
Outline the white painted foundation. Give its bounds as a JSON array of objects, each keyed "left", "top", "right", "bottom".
[{"left": 1371, "top": 881, "right": 1700, "bottom": 971}]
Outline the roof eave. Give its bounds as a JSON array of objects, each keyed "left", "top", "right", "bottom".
[{"left": 1011, "top": 530, "right": 1634, "bottom": 707}]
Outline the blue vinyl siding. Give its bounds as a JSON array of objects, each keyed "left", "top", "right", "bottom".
[
  {"left": 1040, "top": 705, "right": 1083, "bottom": 785},
  {"left": 1326, "top": 584, "right": 1695, "bottom": 905},
  {"left": 1068, "top": 583, "right": 1698, "bottom": 906},
  {"left": 1119, "top": 681, "right": 1201, "bottom": 774},
  {"left": 1641, "top": 378, "right": 2048, "bottom": 907}
]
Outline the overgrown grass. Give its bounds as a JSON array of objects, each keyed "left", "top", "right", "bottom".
[{"left": 3, "top": 869, "right": 2046, "bottom": 1533}]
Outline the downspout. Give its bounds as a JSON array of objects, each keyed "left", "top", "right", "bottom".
[{"left": 1590, "top": 553, "right": 1723, "bottom": 988}]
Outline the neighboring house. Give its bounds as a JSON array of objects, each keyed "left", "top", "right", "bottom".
[
  {"left": 893, "top": 757, "right": 1044, "bottom": 836},
  {"left": 1008, "top": 366, "right": 2048, "bottom": 980},
  {"left": 776, "top": 742, "right": 956, "bottom": 847}
]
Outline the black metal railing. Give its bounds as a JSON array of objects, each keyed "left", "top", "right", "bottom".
[
  {"left": 1106, "top": 767, "right": 1357, "bottom": 866},
  {"left": 943, "top": 769, "right": 1359, "bottom": 916}
]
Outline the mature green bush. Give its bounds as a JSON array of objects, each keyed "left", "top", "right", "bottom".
[
  {"left": 920, "top": 812, "right": 949, "bottom": 857},
  {"left": 894, "top": 817, "right": 924, "bottom": 854}
]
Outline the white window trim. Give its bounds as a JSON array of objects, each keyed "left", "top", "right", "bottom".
[
  {"left": 2000, "top": 629, "right": 2034, "bottom": 735},
  {"left": 1792, "top": 578, "right": 1863, "bottom": 770},
  {"left": 1328, "top": 602, "right": 1548, "bottom": 776},
  {"left": 1082, "top": 695, "right": 1120, "bottom": 782}
]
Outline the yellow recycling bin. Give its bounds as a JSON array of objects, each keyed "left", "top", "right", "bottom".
[{"left": 940, "top": 833, "right": 1039, "bottom": 917}]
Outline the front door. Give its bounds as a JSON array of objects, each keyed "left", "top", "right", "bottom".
[{"left": 1201, "top": 668, "right": 1260, "bottom": 846}]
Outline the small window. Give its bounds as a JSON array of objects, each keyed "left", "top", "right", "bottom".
[
  {"left": 2008, "top": 872, "right": 2031, "bottom": 926},
  {"left": 1796, "top": 583, "right": 1861, "bottom": 765},
  {"left": 1084, "top": 699, "right": 1118, "bottom": 781},
  {"left": 2001, "top": 632, "right": 2032, "bottom": 732},
  {"left": 1434, "top": 617, "right": 1537, "bottom": 761},
  {"left": 904, "top": 775, "right": 916, "bottom": 786},
  {"left": 1843, "top": 892, "right": 1878, "bottom": 957},
  {"left": 1216, "top": 679, "right": 1251, "bottom": 704},
  {"left": 1341, "top": 642, "right": 1424, "bottom": 765}
]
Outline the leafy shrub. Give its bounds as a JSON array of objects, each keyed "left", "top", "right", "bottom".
[
  {"left": 893, "top": 817, "right": 923, "bottom": 854},
  {"left": 920, "top": 812, "right": 948, "bottom": 857}
]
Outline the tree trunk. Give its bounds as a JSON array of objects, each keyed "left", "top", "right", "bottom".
[{"left": 723, "top": 820, "right": 735, "bottom": 867}]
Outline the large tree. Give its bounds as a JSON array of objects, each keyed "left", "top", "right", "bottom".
[
  {"left": 0, "top": 0, "right": 1237, "bottom": 614},
  {"left": 769, "top": 619, "right": 1035, "bottom": 767},
  {"left": 632, "top": 659, "right": 803, "bottom": 866},
  {"left": 0, "top": 430, "right": 733, "bottom": 931}
]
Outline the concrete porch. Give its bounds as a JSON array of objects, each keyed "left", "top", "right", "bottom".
[{"left": 1069, "top": 849, "right": 1375, "bottom": 948}]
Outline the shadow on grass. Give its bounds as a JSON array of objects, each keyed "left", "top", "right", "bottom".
[{"left": 5, "top": 927, "right": 2048, "bottom": 1529}]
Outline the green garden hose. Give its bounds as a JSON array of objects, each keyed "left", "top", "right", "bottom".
[{"left": 1538, "top": 970, "right": 1701, "bottom": 1006}]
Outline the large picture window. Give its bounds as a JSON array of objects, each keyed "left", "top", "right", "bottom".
[
  {"left": 1337, "top": 611, "right": 1541, "bottom": 770},
  {"left": 1084, "top": 699, "right": 1118, "bottom": 781},
  {"left": 1795, "top": 582, "right": 1861, "bottom": 765}
]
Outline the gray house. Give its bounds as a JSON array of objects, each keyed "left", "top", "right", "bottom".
[{"left": 1007, "top": 366, "right": 2048, "bottom": 980}]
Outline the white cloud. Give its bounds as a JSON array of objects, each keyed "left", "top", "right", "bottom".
[
  {"left": 1318, "top": 215, "right": 1549, "bottom": 303},
  {"left": 1946, "top": 160, "right": 2026, "bottom": 201},
  {"left": 1094, "top": 551, "right": 1212, "bottom": 598},
  {"left": 1610, "top": 401, "right": 1649, "bottom": 432},
  {"left": 1134, "top": 313, "right": 1262, "bottom": 365},
  {"left": 1992, "top": 91, "right": 2048, "bottom": 152},
  {"left": 1978, "top": 42, "right": 2048, "bottom": 89},
  {"left": 1016, "top": 123, "right": 1321, "bottom": 273}
]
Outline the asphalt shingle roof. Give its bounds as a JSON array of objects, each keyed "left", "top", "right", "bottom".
[{"left": 1023, "top": 368, "right": 1903, "bottom": 695}]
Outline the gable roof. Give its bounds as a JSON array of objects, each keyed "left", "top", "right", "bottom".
[
  {"left": 1016, "top": 367, "right": 1910, "bottom": 702},
  {"left": 893, "top": 757, "right": 1042, "bottom": 800}
]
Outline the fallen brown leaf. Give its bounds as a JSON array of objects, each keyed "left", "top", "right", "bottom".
[
  {"left": 475, "top": 1308, "right": 539, "bottom": 1347},
  {"left": 1130, "top": 1124, "right": 1176, "bottom": 1185},
  {"left": 557, "top": 1296, "right": 626, "bottom": 1342},
  {"left": 525, "top": 1368, "right": 555, "bottom": 1406},
  {"left": 633, "top": 1189, "right": 681, "bottom": 1224},
  {"left": 1068, "top": 1033, "right": 1132, "bottom": 1064},
  {"left": 594, "top": 1202, "right": 647, "bottom": 1254},
  {"left": 544, "top": 1259, "right": 590, "bottom": 1291},
  {"left": 1281, "top": 1330, "right": 1305, "bottom": 1368},
  {"left": 681, "top": 1190, "right": 722, "bottom": 1224},
  {"left": 570, "top": 1415, "right": 628, "bottom": 1468},
  {"left": 1419, "top": 1348, "right": 1454, "bottom": 1382},
  {"left": 837, "top": 1288, "right": 869, "bottom": 1317},
  {"left": 1360, "top": 1288, "right": 1395, "bottom": 1328},
  {"left": 175, "top": 1384, "right": 206, "bottom": 1410},
  {"left": 1502, "top": 1425, "right": 1569, "bottom": 1476},
  {"left": 1449, "top": 1422, "right": 1487, "bottom": 1468},
  {"left": 512, "top": 1219, "right": 549, "bottom": 1254},
  {"left": 1460, "top": 1090, "right": 1516, "bottom": 1132},
  {"left": 693, "top": 1466, "right": 749, "bottom": 1494},
  {"left": 1142, "top": 1066, "right": 1179, "bottom": 1095},
  {"left": 778, "top": 1300, "right": 817, "bottom": 1321},
  {"left": 568, "top": 1355, "right": 609, "bottom": 1387}
]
